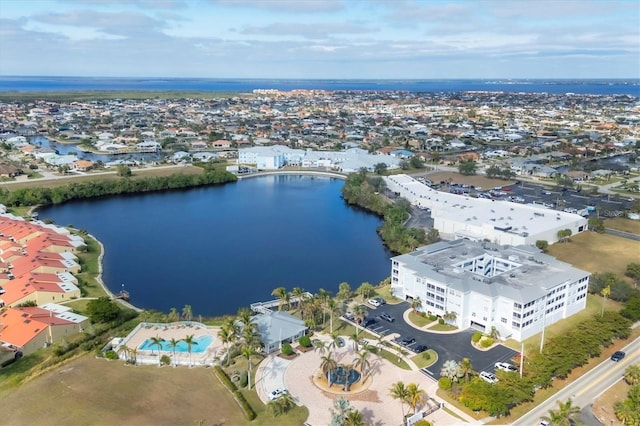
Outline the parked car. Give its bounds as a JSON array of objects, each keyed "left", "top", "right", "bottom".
[
  {"left": 362, "top": 318, "right": 377, "bottom": 328},
  {"left": 380, "top": 312, "right": 395, "bottom": 322},
  {"left": 268, "top": 387, "right": 289, "bottom": 401},
  {"left": 611, "top": 351, "right": 626, "bottom": 362},
  {"left": 343, "top": 311, "right": 354, "bottom": 320},
  {"left": 400, "top": 336, "right": 416, "bottom": 346},
  {"left": 495, "top": 362, "right": 517, "bottom": 372},
  {"left": 479, "top": 371, "right": 498, "bottom": 384},
  {"left": 368, "top": 298, "right": 382, "bottom": 307},
  {"left": 413, "top": 344, "right": 428, "bottom": 353}
]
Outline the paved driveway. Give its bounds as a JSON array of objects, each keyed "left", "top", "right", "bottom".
[{"left": 359, "top": 301, "right": 519, "bottom": 378}]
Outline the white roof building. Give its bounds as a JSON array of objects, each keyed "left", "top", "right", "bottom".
[
  {"left": 384, "top": 174, "right": 587, "bottom": 245},
  {"left": 391, "top": 239, "right": 590, "bottom": 341}
]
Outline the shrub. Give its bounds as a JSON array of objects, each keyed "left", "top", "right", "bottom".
[
  {"left": 298, "top": 335, "right": 312, "bottom": 348},
  {"left": 281, "top": 343, "right": 294, "bottom": 356},
  {"left": 429, "top": 315, "right": 437, "bottom": 321},
  {"left": 238, "top": 370, "right": 248, "bottom": 388},
  {"left": 471, "top": 332, "right": 483, "bottom": 343},
  {"left": 413, "top": 421, "right": 433, "bottom": 426},
  {"left": 233, "top": 391, "right": 257, "bottom": 420},
  {"left": 160, "top": 355, "right": 171, "bottom": 365},
  {"left": 421, "top": 352, "right": 431, "bottom": 361},
  {"left": 104, "top": 350, "right": 118, "bottom": 360},
  {"left": 438, "top": 318, "right": 445, "bottom": 325},
  {"left": 421, "top": 312, "right": 427, "bottom": 317},
  {"left": 481, "top": 337, "right": 494, "bottom": 348},
  {"left": 438, "top": 377, "right": 452, "bottom": 390}
]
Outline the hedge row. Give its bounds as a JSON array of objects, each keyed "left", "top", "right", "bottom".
[{"left": 213, "top": 366, "right": 256, "bottom": 421}]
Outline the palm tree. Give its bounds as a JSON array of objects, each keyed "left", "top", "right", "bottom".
[
  {"left": 149, "top": 335, "right": 165, "bottom": 366},
  {"left": 349, "top": 333, "right": 361, "bottom": 352},
  {"left": 291, "top": 287, "right": 305, "bottom": 313},
  {"left": 353, "top": 304, "right": 367, "bottom": 334},
  {"left": 117, "top": 344, "right": 130, "bottom": 362},
  {"left": 167, "top": 338, "right": 180, "bottom": 367},
  {"left": 271, "top": 286, "right": 288, "bottom": 311},
  {"left": 182, "top": 304, "right": 193, "bottom": 323},
  {"left": 490, "top": 326, "right": 500, "bottom": 340},
  {"left": 440, "top": 359, "right": 460, "bottom": 382},
  {"left": 410, "top": 297, "right": 422, "bottom": 313},
  {"left": 320, "top": 353, "right": 338, "bottom": 387},
  {"left": 218, "top": 322, "right": 235, "bottom": 366},
  {"left": 129, "top": 348, "right": 137, "bottom": 365},
  {"left": 313, "top": 339, "right": 328, "bottom": 356},
  {"left": 328, "top": 298, "right": 338, "bottom": 333},
  {"left": 406, "top": 382, "right": 426, "bottom": 414},
  {"left": 318, "top": 288, "right": 331, "bottom": 327},
  {"left": 167, "top": 307, "right": 179, "bottom": 323},
  {"left": 241, "top": 345, "right": 256, "bottom": 389},
  {"left": 343, "top": 410, "right": 365, "bottom": 426},
  {"left": 443, "top": 311, "right": 457, "bottom": 325},
  {"left": 329, "top": 332, "right": 342, "bottom": 357},
  {"left": 458, "top": 357, "right": 474, "bottom": 383},
  {"left": 357, "top": 282, "right": 373, "bottom": 301},
  {"left": 353, "top": 350, "right": 371, "bottom": 383},
  {"left": 275, "top": 392, "right": 296, "bottom": 414},
  {"left": 541, "top": 399, "right": 581, "bottom": 426},
  {"left": 624, "top": 364, "right": 640, "bottom": 385},
  {"left": 182, "top": 334, "right": 198, "bottom": 367},
  {"left": 389, "top": 381, "right": 409, "bottom": 420}
]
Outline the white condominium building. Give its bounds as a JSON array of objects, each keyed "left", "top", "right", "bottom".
[{"left": 391, "top": 239, "right": 590, "bottom": 341}]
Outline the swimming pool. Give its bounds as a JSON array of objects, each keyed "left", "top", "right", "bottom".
[{"left": 138, "top": 335, "right": 213, "bottom": 353}]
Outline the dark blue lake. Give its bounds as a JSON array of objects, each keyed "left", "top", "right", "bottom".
[{"left": 37, "top": 175, "right": 391, "bottom": 316}]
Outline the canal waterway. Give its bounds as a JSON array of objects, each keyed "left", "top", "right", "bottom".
[{"left": 37, "top": 175, "right": 392, "bottom": 316}]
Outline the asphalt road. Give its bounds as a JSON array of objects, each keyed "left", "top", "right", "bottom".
[
  {"left": 513, "top": 336, "right": 640, "bottom": 426},
  {"left": 355, "top": 301, "right": 519, "bottom": 379}
]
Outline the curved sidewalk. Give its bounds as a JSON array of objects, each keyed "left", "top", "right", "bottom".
[{"left": 402, "top": 309, "right": 464, "bottom": 334}]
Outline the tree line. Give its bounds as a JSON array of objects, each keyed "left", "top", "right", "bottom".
[
  {"left": 0, "top": 168, "right": 237, "bottom": 207},
  {"left": 341, "top": 169, "right": 439, "bottom": 254}
]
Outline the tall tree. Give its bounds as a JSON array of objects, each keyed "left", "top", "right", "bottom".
[
  {"left": 406, "top": 382, "right": 426, "bottom": 414},
  {"left": 241, "top": 345, "right": 256, "bottom": 389},
  {"left": 458, "top": 357, "right": 474, "bottom": 383},
  {"left": 389, "top": 381, "right": 409, "bottom": 420},
  {"left": 167, "top": 338, "right": 180, "bottom": 367},
  {"left": 291, "top": 287, "right": 306, "bottom": 314},
  {"left": 354, "top": 350, "right": 372, "bottom": 383},
  {"left": 321, "top": 353, "right": 338, "bottom": 388},
  {"left": 149, "top": 335, "right": 165, "bottom": 366},
  {"left": 541, "top": 399, "right": 581, "bottom": 426},
  {"left": 440, "top": 360, "right": 460, "bottom": 382},
  {"left": 271, "top": 287, "right": 288, "bottom": 311},
  {"left": 356, "top": 282, "right": 374, "bottom": 301},
  {"left": 410, "top": 297, "right": 423, "bottom": 313},
  {"left": 182, "top": 334, "right": 198, "bottom": 367},
  {"left": 182, "top": 304, "right": 193, "bottom": 323}
]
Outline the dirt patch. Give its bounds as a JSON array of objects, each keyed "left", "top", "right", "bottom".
[
  {"left": 278, "top": 352, "right": 299, "bottom": 360},
  {"left": 420, "top": 171, "right": 514, "bottom": 189},
  {"left": 592, "top": 379, "right": 628, "bottom": 426},
  {"left": 0, "top": 354, "right": 247, "bottom": 426}
]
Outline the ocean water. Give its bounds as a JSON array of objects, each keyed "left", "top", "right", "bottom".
[{"left": 0, "top": 76, "right": 638, "bottom": 96}]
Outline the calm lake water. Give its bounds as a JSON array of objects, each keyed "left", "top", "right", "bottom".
[{"left": 37, "top": 175, "right": 392, "bottom": 316}]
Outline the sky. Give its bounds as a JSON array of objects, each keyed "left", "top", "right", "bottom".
[{"left": 0, "top": 0, "right": 638, "bottom": 79}]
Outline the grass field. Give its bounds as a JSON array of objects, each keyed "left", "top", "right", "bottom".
[
  {"left": 411, "top": 349, "right": 438, "bottom": 369},
  {"left": 605, "top": 217, "right": 640, "bottom": 235},
  {"left": 503, "top": 293, "right": 623, "bottom": 353},
  {"left": 1, "top": 165, "right": 205, "bottom": 191},
  {"left": 547, "top": 231, "right": 639, "bottom": 283},
  {"left": 0, "top": 354, "right": 306, "bottom": 426}
]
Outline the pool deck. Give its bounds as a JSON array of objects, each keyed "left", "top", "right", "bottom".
[{"left": 116, "top": 322, "right": 223, "bottom": 367}]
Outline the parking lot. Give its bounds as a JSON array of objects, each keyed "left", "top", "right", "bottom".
[{"left": 345, "top": 301, "right": 519, "bottom": 379}]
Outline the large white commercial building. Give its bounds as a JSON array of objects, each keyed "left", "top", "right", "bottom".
[
  {"left": 238, "top": 145, "right": 401, "bottom": 172},
  {"left": 384, "top": 174, "right": 588, "bottom": 245},
  {"left": 391, "top": 240, "right": 590, "bottom": 341}
]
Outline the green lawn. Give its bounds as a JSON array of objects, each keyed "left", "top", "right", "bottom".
[
  {"left": 428, "top": 323, "right": 458, "bottom": 332},
  {"left": 374, "top": 348, "right": 411, "bottom": 370},
  {"left": 411, "top": 349, "right": 438, "bottom": 369},
  {"left": 503, "top": 294, "right": 623, "bottom": 353},
  {"left": 408, "top": 311, "right": 432, "bottom": 327},
  {"left": 374, "top": 284, "right": 403, "bottom": 304}
]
